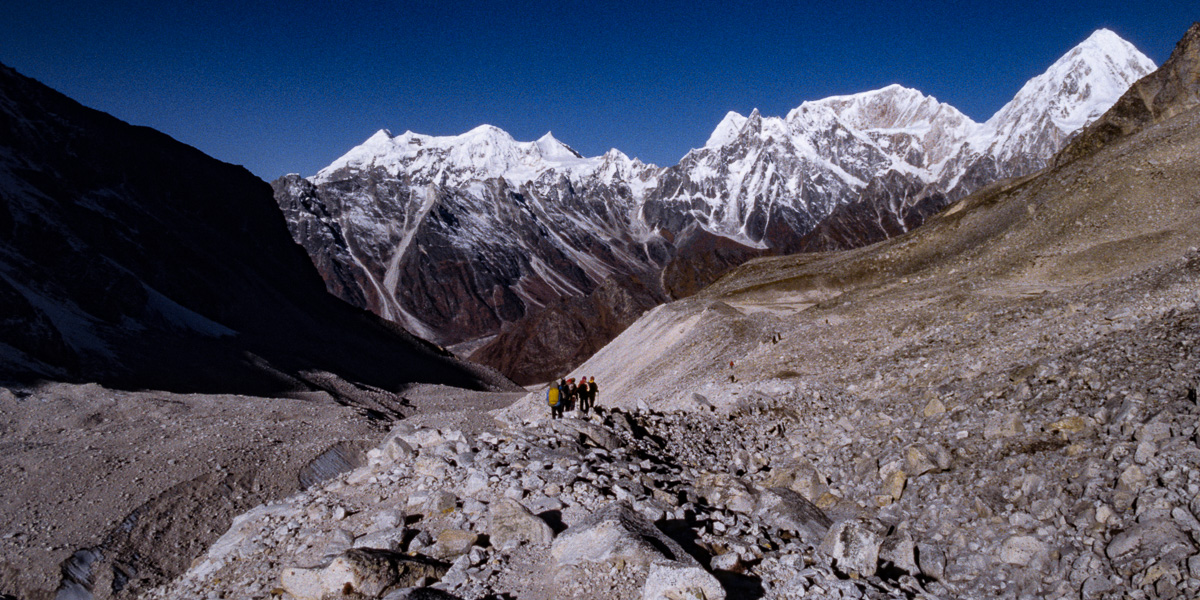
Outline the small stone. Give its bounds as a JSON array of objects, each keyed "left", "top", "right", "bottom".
[
  {"left": 1134, "top": 440, "right": 1157, "bottom": 464},
  {"left": 432, "top": 528, "right": 478, "bottom": 559},
  {"left": 904, "top": 445, "right": 938, "bottom": 476},
  {"left": 883, "top": 470, "right": 907, "bottom": 501},
  {"left": 922, "top": 398, "right": 946, "bottom": 418},
  {"left": 999, "top": 535, "right": 1048, "bottom": 566},
  {"left": 1118, "top": 464, "right": 1148, "bottom": 491},
  {"left": 1048, "top": 416, "right": 1090, "bottom": 437},
  {"left": 710, "top": 552, "right": 742, "bottom": 571},
  {"left": 984, "top": 413, "right": 1024, "bottom": 440}
]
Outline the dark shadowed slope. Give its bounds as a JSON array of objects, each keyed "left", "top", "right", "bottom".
[{"left": 0, "top": 62, "right": 516, "bottom": 396}]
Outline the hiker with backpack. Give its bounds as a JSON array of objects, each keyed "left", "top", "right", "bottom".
[{"left": 547, "top": 379, "right": 566, "bottom": 419}]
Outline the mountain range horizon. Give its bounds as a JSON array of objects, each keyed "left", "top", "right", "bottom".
[
  {"left": 276, "top": 27, "right": 1158, "bottom": 384},
  {"left": 294, "top": 28, "right": 1148, "bottom": 177}
]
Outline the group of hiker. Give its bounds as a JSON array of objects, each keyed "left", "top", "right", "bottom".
[{"left": 546, "top": 376, "right": 599, "bottom": 419}]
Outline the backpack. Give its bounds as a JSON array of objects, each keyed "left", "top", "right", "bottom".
[{"left": 547, "top": 386, "right": 560, "bottom": 406}]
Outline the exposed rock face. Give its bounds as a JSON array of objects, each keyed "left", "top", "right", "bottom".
[
  {"left": 467, "top": 273, "right": 666, "bottom": 383},
  {"left": 274, "top": 30, "right": 1153, "bottom": 382},
  {"left": 0, "top": 62, "right": 514, "bottom": 396}
]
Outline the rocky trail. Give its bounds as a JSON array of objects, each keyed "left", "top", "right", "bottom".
[{"left": 145, "top": 280, "right": 1200, "bottom": 600}]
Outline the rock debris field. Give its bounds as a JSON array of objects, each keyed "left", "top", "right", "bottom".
[{"left": 147, "top": 280, "right": 1200, "bottom": 600}]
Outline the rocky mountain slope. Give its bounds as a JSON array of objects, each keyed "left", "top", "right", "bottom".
[
  {"left": 0, "top": 62, "right": 512, "bottom": 398},
  {"left": 147, "top": 23, "right": 1200, "bottom": 600},
  {"left": 276, "top": 30, "right": 1153, "bottom": 385}
]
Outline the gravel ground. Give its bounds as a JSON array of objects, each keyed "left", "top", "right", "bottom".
[{"left": 0, "top": 382, "right": 522, "bottom": 600}]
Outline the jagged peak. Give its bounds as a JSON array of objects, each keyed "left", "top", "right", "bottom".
[
  {"left": 983, "top": 27, "right": 1156, "bottom": 138},
  {"left": 365, "top": 128, "right": 393, "bottom": 144},
  {"left": 461, "top": 124, "right": 516, "bottom": 143},
  {"left": 704, "top": 111, "right": 749, "bottom": 149},
  {"left": 537, "top": 131, "right": 584, "bottom": 159}
]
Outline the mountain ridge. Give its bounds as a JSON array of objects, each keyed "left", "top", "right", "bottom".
[{"left": 275, "top": 29, "right": 1156, "bottom": 384}]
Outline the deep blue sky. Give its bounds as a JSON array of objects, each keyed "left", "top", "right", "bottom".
[{"left": 2, "top": 2, "right": 1194, "bottom": 180}]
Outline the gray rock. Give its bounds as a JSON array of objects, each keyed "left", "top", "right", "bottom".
[
  {"left": 384, "top": 435, "right": 417, "bottom": 463},
  {"left": 999, "top": 535, "right": 1048, "bottom": 567},
  {"left": 641, "top": 561, "right": 725, "bottom": 600},
  {"left": 820, "top": 518, "right": 883, "bottom": 578},
  {"left": 1106, "top": 518, "right": 1194, "bottom": 574},
  {"left": 879, "top": 529, "right": 917, "bottom": 575},
  {"left": 487, "top": 498, "right": 554, "bottom": 550},
  {"left": 381, "top": 587, "right": 464, "bottom": 600},
  {"left": 431, "top": 529, "right": 478, "bottom": 559},
  {"left": 354, "top": 527, "right": 408, "bottom": 552},
  {"left": 281, "top": 549, "right": 448, "bottom": 600},
  {"left": 754, "top": 487, "right": 833, "bottom": 546},
  {"left": 551, "top": 501, "right": 694, "bottom": 568},
  {"left": 984, "top": 413, "right": 1025, "bottom": 439}
]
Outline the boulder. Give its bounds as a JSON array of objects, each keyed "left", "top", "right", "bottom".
[
  {"left": 381, "top": 588, "right": 464, "bottom": 600},
  {"left": 761, "top": 459, "right": 829, "bottom": 502},
  {"left": 754, "top": 487, "right": 833, "bottom": 546},
  {"left": 642, "top": 561, "right": 725, "bottom": 600},
  {"left": 487, "top": 498, "right": 554, "bottom": 550},
  {"left": 820, "top": 518, "right": 883, "bottom": 578},
  {"left": 354, "top": 527, "right": 408, "bottom": 552},
  {"left": 431, "top": 529, "right": 478, "bottom": 559},
  {"left": 879, "top": 529, "right": 917, "bottom": 575},
  {"left": 551, "top": 501, "right": 694, "bottom": 567},
  {"left": 281, "top": 549, "right": 448, "bottom": 600},
  {"left": 1106, "top": 519, "right": 1194, "bottom": 575},
  {"left": 549, "top": 419, "right": 623, "bottom": 450}
]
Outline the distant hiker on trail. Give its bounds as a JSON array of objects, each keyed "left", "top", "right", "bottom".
[
  {"left": 548, "top": 379, "right": 565, "bottom": 419},
  {"left": 729, "top": 360, "right": 736, "bottom": 383},
  {"left": 586, "top": 376, "right": 599, "bottom": 411},
  {"left": 564, "top": 379, "right": 578, "bottom": 412},
  {"left": 577, "top": 375, "right": 592, "bottom": 414}
]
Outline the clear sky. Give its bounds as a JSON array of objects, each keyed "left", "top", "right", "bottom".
[{"left": 2, "top": 1, "right": 1194, "bottom": 180}]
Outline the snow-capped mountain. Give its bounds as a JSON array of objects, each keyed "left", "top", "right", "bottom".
[
  {"left": 315, "top": 125, "right": 658, "bottom": 192},
  {"left": 274, "top": 29, "right": 1155, "bottom": 383}
]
